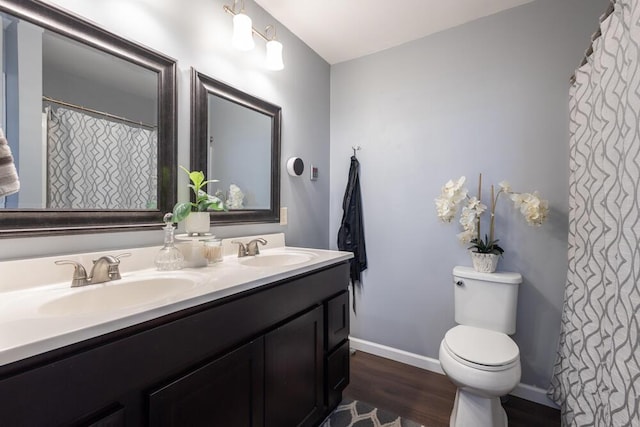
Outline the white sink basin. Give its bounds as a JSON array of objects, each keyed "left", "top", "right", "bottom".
[
  {"left": 39, "top": 277, "right": 196, "bottom": 316},
  {"left": 239, "top": 252, "right": 316, "bottom": 268}
]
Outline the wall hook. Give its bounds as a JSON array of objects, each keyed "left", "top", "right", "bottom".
[{"left": 352, "top": 145, "right": 361, "bottom": 157}]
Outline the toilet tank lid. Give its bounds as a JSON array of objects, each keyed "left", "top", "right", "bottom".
[{"left": 453, "top": 266, "right": 522, "bottom": 284}]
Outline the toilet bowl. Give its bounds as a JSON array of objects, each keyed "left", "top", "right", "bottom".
[{"left": 439, "top": 325, "right": 521, "bottom": 427}]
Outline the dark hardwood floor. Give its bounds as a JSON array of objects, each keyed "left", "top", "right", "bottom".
[{"left": 344, "top": 351, "right": 561, "bottom": 427}]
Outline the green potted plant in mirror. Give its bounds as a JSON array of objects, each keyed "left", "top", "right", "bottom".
[
  {"left": 172, "top": 166, "right": 226, "bottom": 235},
  {"left": 435, "top": 173, "right": 549, "bottom": 273}
]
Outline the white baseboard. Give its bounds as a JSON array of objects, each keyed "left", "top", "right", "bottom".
[{"left": 349, "top": 337, "right": 559, "bottom": 409}]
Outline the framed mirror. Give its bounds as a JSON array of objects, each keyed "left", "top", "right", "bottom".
[
  {"left": 0, "top": 0, "right": 177, "bottom": 237},
  {"left": 191, "top": 68, "right": 281, "bottom": 224}
]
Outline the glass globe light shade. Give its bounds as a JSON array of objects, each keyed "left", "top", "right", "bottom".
[
  {"left": 265, "top": 39, "right": 284, "bottom": 70},
  {"left": 232, "top": 13, "right": 254, "bottom": 51}
]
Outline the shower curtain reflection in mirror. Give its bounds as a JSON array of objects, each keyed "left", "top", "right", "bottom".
[{"left": 45, "top": 105, "right": 157, "bottom": 210}]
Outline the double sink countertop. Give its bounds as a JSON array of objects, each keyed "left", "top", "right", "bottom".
[{"left": 0, "top": 233, "right": 352, "bottom": 367}]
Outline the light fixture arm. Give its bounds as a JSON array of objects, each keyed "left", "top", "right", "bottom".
[
  {"left": 229, "top": 0, "right": 245, "bottom": 14},
  {"left": 223, "top": 3, "right": 273, "bottom": 42},
  {"left": 264, "top": 25, "right": 277, "bottom": 41}
]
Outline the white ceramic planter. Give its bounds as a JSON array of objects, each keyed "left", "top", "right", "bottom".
[
  {"left": 470, "top": 252, "right": 499, "bottom": 273},
  {"left": 184, "top": 211, "right": 210, "bottom": 235}
]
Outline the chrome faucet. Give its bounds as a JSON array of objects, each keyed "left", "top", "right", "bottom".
[
  {"left": 231, "top": 238, "right": 268, "bottom": 257},
  {"left": 55, "top": 253, "right": 130, "bottom": 287},
  {"left": 246, "top": 238, "right": 267, "bottom": 256},
  {"left": 90, "top": 255, "right": 121, "bottom": 283}
]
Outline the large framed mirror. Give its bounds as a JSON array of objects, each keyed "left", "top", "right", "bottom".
[
  {"left": 0, "top": 0, "right": 176, "bottom": 237},
  {"left": 191, "top": 69, "right": 281, "bottom": 224}
]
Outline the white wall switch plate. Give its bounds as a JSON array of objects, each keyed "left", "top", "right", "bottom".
[
  {"left": 310, "top": 165, "right": 319, "bottom": 181},
  {"left": 280, "top": 207, "right": 288, "bottom": 225}
]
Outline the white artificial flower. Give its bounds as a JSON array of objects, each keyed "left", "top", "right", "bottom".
[
  {"left": 457, "top": 229, "right": 476, "bottom": 244},
  {"left": 435, "top": 197, "right": 457, "bottom": 222},
  {"left": 510, "top": 192, "right": 525, "bottom": 207},
  {"left": 437, "top": 175, "right": 548, "bottom": 251},
  {"left": 511, "top": 192, "right": 549, "bottom": 226},
  {"left": 498, "top": 181, "right": 512, "bottom": 193},
  {"left": 226, "top": 184, "right": 245, "bottom": 209},
  {"left": 435, "top": 176, "right": 468, "bottom": 222},
  {"left": 459, "top": 205, "right": 477, "bottom": 230},
  {"left": 466, "top": 197, "right": 487, "bottom": 215},
  {"left": 458, "top": 198, "right": 485, "bottom": 229}
]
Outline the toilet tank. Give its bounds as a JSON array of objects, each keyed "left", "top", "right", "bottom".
[{"left": 453, "top": 266, "right": 522, "bottom": 335}]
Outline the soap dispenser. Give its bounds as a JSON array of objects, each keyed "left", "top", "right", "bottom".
[{"left": 154, "top": 213, "right": 184, "bottom": 271}]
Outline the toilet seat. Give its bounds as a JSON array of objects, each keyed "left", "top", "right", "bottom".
[{"left": 443, "top": 325, "right": 519, "bottom": 372}]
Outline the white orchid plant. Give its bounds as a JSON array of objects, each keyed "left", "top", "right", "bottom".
[{"left": 435, "top": 174, "right": 549, "bottom": 255}]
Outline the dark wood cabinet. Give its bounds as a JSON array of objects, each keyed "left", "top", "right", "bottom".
[
  {"left": 75, "top": 405, "right": 126, "bottom": 427},
  {"left": 0, "top": 262, "right": 349, "bottom": 426},
  {"left": 265, "top": 306, "right": 324, "bottom": 427},
  {"left": 325, "top": 291, "right": 350, "bottom": 409},
  {"left": 149, "top": 338, "right": 264, "bottom": 427},
  {"left": 326, "top": 340, "right": 350, "bottom": 409},
  {"left": 326, "top": 291, "right": 349, "bottom": 350}
]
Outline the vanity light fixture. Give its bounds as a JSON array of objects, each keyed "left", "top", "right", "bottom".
[
  {"left": 223, "top": 1, "right": 284, "bottom": 70},
  {"left": 265, "top": 26, "right": 284, "bottom": 71},
  {"left": 230, "top": 0, "right": 254, "bottom": 51}
]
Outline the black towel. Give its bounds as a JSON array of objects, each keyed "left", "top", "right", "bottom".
[{"left": 337, "top": 155, "right": 367, "bottom": 313}]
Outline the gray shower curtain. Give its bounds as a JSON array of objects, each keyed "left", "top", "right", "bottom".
[
  {"left": 548, "top": 1, "right": 640, "bottom": 425},
  {"left": 46, "top": 106, "right": 157, "bottom": 210}
]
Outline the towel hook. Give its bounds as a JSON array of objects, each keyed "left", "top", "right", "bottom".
[{"left": 352, "top": 145, "right": 361, "bottom": 157}]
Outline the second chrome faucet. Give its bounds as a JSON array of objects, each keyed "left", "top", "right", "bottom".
[{"left": 232, "top": 238, "right": 268, "bottom": 257}]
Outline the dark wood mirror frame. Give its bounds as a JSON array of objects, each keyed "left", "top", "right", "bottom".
[
  {"left": 0, "top": 0, "right": 177, "bottom": 238},
  {"left": 191, "top": 68, "right": 281, "bottom": 225}
]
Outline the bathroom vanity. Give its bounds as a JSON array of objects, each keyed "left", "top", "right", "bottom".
[{"left": 0, "top": 239, "right": 351, "bottom": 426}]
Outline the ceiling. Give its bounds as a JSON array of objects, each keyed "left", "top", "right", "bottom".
[{"left": 254, "top": 0, "right": 536, "bottom": 64}]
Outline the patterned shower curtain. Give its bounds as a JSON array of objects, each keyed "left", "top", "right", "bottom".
[
  {"left": 548, "top": 1, "right": 640, "bottom": 425},
  {"left": 46, "top": 105, "right": 157, "bottom": 210}
]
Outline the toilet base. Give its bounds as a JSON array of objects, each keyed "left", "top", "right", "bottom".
[{"left": 449, "top": 389, "right": 507, "bottom": 427}]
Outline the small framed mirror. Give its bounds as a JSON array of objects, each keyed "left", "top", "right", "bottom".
[
  {"left": 0, "top": 0, "right": 177, "bottom": 237},
  {"left": 191, "top": 68, "right": 281, "bottom": 224}
]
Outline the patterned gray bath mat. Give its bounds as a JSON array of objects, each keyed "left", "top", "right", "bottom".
[{"left": 321, "top": 398, "right": 425, "bottom": 427}]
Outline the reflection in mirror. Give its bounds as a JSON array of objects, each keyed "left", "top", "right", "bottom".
[
  {"left": 192, "top": 68, "right": 281, "bottom": 224},
  {"left": 208, "top": 94, "right": 271, "bottom": 210},
  {"left": 0, "top": 0, "right": 176, "bottom": 236}
]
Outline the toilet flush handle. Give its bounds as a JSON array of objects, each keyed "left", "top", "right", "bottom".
[{"left": 455, "top": 280, "right": 464, "bottom": 287}]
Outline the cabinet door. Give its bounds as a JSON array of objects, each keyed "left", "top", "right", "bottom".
[
  {"left": 265, "top": 306, "right": 324, "bottom": 427},
  {"left": 326, "top": 291, "right": 349, "bottom": 351},
  {"left": 326, "top": 340, "right": 350, "bottom": 409},
  {"left": 148, "top": 338, "right": 264, "bottom": 427}
]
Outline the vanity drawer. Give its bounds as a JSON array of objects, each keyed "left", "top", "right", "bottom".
[
  {"left": 326, "top": 291, "right": 349, "bottom": 351},
  {"left": 326, "top": 339, "right": 350, "bottom": 409}
]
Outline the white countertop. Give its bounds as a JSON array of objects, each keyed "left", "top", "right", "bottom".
[{"left": 0, "top": 235, "right": 352, "bottom": 367}]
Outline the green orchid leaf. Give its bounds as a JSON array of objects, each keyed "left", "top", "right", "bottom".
[
  {"left": 189, "top": 170, "right": 205, "bottom": 190},
  {"left": 172, "top": 202, "right": 193, "bottom": 223},
  {"left": 200, "top": 194, "right": 225, "bottom": 211},
  {"left": 468, "top": 234, "right": 504, "bottom": 255}
]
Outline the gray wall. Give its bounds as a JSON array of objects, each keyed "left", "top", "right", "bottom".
[
  {"left": 44, "top": 65, "right": 157, "bottom": 125},
  {"left": 330, "top": 0, "right": 606, "bottom": 389},
  {"left": 0, "top": 0, "right": 330, "bottom": 259},
  {"left": 208, "top": 94, "right": 271, "bottom": 209},
  {"left": 5, "top": 20, "right": 45, "bottom": 209}
]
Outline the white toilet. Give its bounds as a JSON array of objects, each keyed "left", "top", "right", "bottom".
[{"left": 439, "top": 266, "right": 522, "bottom": 427}]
